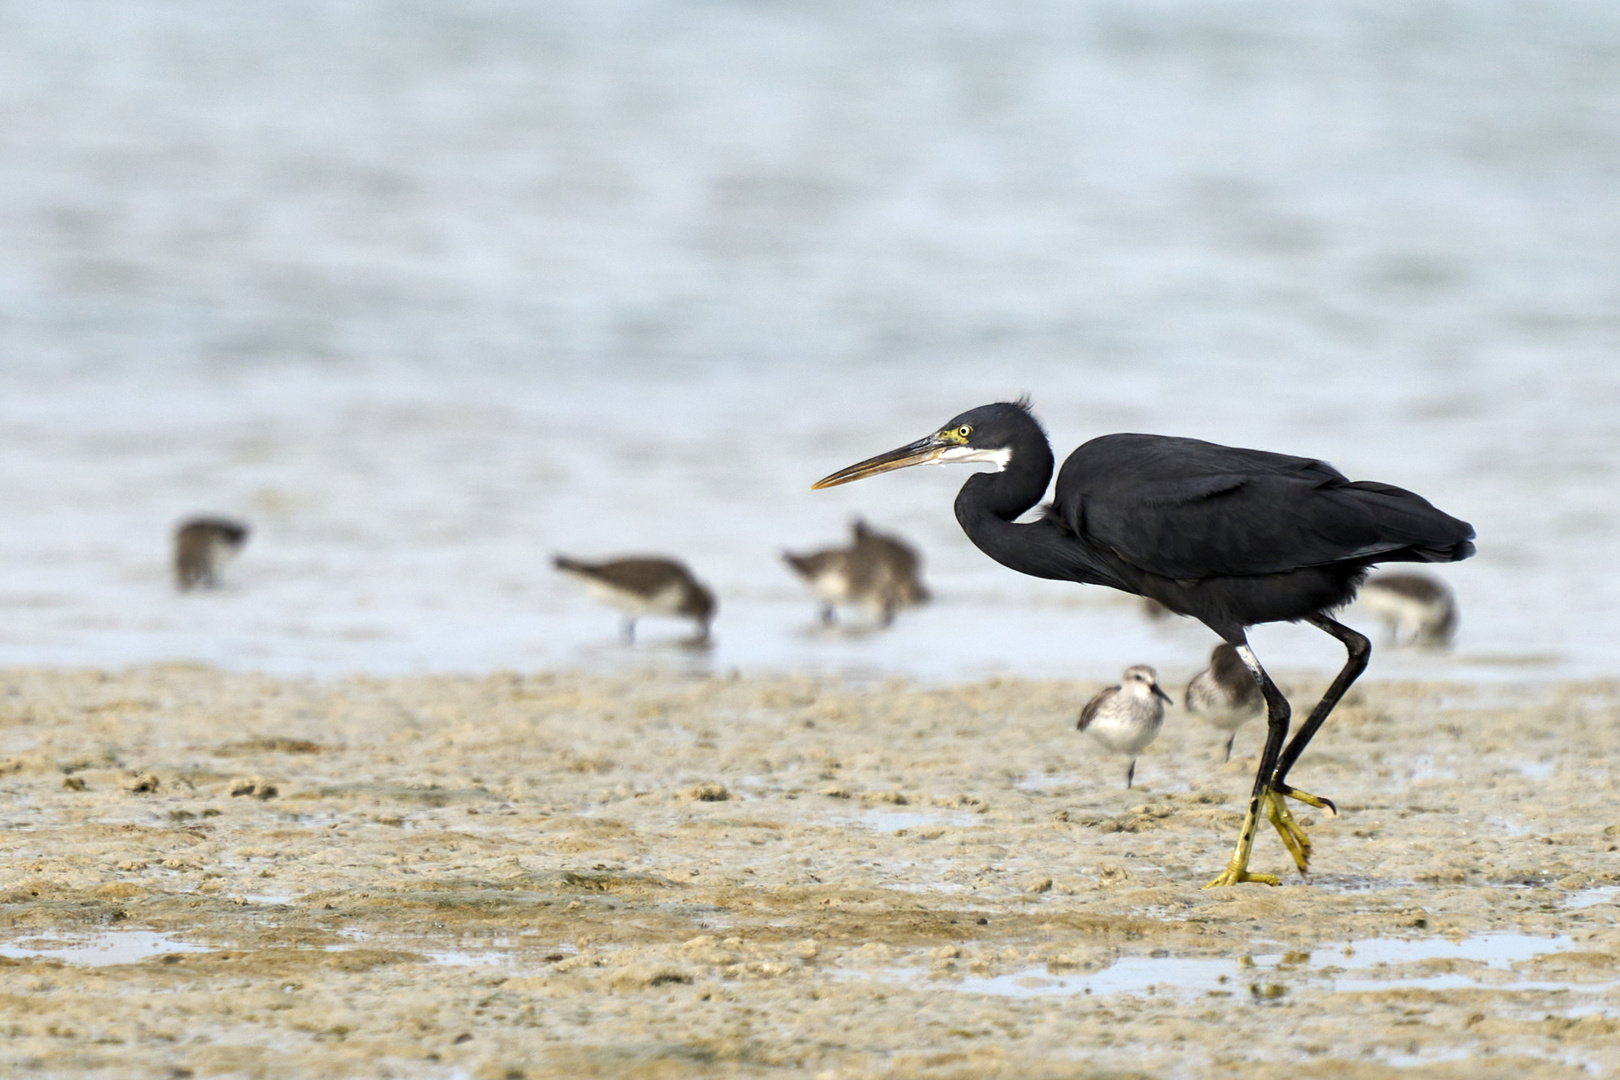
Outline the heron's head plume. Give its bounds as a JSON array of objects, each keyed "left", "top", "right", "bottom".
[{"left": 811, "top": 399, "right": 1044, "bottom": 489}]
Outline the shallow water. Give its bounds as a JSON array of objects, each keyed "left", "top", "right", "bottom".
[
  {"left": 0, "top": 931, "right": 212, "bottom": 967},
  {"left": 852, "top": 933, "right": 1594, "bottom": 1001},
  {"left": 2, "top": 3, "right": 1619, "bottom": 683}
]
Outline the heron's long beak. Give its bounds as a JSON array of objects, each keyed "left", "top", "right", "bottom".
[
  {"left": 811, "top": 436, "right": 945, "bottom": 490},
  {"left": 1151, "top": 683, "right": 1173, "bottom": 704}
]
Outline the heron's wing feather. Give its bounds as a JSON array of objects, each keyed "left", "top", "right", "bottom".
[{"left": 1056, "top": 434, "right": 1474, "bottom": 579}]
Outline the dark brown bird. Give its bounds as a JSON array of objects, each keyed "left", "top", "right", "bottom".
[
  {"left": 783, "top": 519, "right": 930, "bottom": 627},
  {"left": 554, "top": 555, "right": 716, "bottom": 643},
  {"left": 173, "top": 517, "right": 250, "bottom": 592},
  {"left": 1357, "top": 571, "right": 1458, "bottom": 648}
]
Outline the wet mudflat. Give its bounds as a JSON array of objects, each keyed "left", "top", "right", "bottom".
[{"left": 0, "top": 666, "right": 1617, "bottom": 1079}]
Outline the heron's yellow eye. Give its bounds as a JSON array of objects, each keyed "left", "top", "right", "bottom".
[{"left": 957, "top": 425, "right": 972, "bottom": 439}]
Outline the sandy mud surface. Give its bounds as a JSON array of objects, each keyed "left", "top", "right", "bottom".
[{"left": 0, "top": 665, "right": 1617, "bottom": 1078}]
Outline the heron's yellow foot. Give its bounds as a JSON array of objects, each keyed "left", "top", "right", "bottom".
[
  {"left": 1204, "top": 864, "right": 1281, "bottom": 888},
  {"left": 1202, "top": 795, "right": 1281, "bottom": 889},
  {"left": 1265, "top": 790, "right": 1311, "bottom": 874},
  {"left": 1273, "top": 782, "right": 1338, "bottom": 818}
]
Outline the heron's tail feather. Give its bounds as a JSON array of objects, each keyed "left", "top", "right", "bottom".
[{"left": 1340, "top": 482, "right": 1476, "bottom": 564}]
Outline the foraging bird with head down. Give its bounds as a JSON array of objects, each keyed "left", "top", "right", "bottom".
[
  {"left": 1356, "top": 571, "right": 1458, "bottom": 648},
  {"left": 783, "top": 518, "right": 930, "bottom": 627},
  {"left": 553, "top": 555, "right": 716, "bottom": 644},
  {"left": 813, "top": 398, "right": 1474, "bottom": 887},
  {"left": 1185, "top": 643, "right": 1265, "bottom": 763},
  {"left": 1079, "top": 665, "right": 1171, "bottom": 789},
  {"left": 173, "top": 517, "right": 251, "bottom": 592}
]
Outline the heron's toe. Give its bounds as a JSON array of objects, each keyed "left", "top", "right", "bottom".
[
  {"left": 1203, "top": 866, "right": 1280, "bottom": 889},
  {"left": 1264, "top": 790, "right": 1312, "bottom": 875},
  {"left": 1275, "top": 782, "right": 1338, "bottom": 818}
]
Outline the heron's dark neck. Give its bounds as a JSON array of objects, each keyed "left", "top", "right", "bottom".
[{"left": 952, "top": 438, "right": 1054, "bottom": 570}]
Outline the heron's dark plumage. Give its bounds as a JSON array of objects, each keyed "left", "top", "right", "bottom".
[
  {"left": 814, "top": 398, "right": 1475, "bottom": 884},
  {"left": 939, "top": 403, "right": 1475, "bottom": 642}
]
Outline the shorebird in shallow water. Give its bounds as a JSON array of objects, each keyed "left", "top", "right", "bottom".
[
  {"left": 812, "top": 397, "right": 1474, "bottom": 886},
  {"left": 174, "top": 517, "right": 250, "bottom": 591},
  {"left": 553, "top": 556, "right": 716, "bottom": 643},
  {"left": 1357, "top": 571, "right": 1457, "bottom": 648},
  {"left": 1078, "top": 665, "right": 1171, "bottom": 789},
  {"left": 1185, "top": 644, "right": 1264, "bottom": 763},
  {"left": 782, "top": 519, "right": 929, "bottom": 627}
]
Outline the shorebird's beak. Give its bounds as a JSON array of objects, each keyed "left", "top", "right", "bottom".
[
  {"left": 1151, "top": 683, "right": 1173, "bottom": 704},
  {"left": 811, "top": 435, "right": 947, "bottom": 489}
]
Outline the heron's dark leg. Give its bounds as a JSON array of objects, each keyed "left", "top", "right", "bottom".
[
  {"left": 1222, "top": 732, "right": 1235, "bottom": 764},
  {"left": 1126, "top": 759, "right": 1135, "bottom": 789},
  {"left": 1251, "top": 615, "right": 1368, "bottom": 874},
  {"left": 1204, "top": 642, "right": 1289, "bottom": 889},
  {"left": 1270, "top": 614, "right": 1370, "bottom": 814}
]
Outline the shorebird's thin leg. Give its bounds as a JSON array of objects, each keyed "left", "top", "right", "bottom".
[
  {"left": 1205, "top": 642, "right": 1288, "bottom": 888},
  {"left": 1223, "top": 733, "right": 1236, "bottom": 763},
  {"left": 621, "top": 617, "right": 637, "bottom": 644},
  {"left": 1126, "top": 759, "right": 1135, "bottom": 789},
  {"left": 820, "top": 604, "right": 836, "bottom": 626}
]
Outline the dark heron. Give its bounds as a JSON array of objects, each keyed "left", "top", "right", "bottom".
[
  {"left": 812, "top": 399, "right": 1474, "bottom": 887},
  {"left": 1078, "top": 665, "right": 1171, "bottom": 789},
  {"left": 174, "top": 517, "right": 251, "bottom": 592},
  {"left": 783, "top": 519, "right": 930, "bottom": 627},
  {"left": 553, "top": 555, "right": 716, "bottom": 643}
]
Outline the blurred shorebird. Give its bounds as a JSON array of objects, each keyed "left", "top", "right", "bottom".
[
  {"left": 1185, "top": 644, "right": 1264, "bottom": 763},
  {"left": 1078, "top": 665, "right": 1171, "bottom": 789},
  {"left": 783, "top": 519, "right": 929, "bottom": 627},
  {"left": 174, "top": 517, "right": 250, "bottom": 592},
  {"left": 812, "top": 397, "right": 1474, "bottom": 886},
  {"left": 554, "top": 555, "right": 716, "bottom": 643},
  {"left": 1140, "top": 597, "right": 1174, "bottom": 621},
  {"left": 1357, "top": 571, "right": 1457, "bottom": 648}
]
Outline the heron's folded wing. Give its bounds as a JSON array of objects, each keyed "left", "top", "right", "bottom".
[{"left": 1056, "top": 434, "right": 1471, "bottom": 580}]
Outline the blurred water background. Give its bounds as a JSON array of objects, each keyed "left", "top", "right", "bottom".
[{"left": 1, "top": 0, "right": 1617, "bottom": 683}]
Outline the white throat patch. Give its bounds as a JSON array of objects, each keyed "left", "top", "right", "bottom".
[{"left": 936, "top": 445, "right": 1012, "bottom": 471}]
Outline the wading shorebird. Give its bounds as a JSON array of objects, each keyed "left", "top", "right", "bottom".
[
  {"left": 1357, "top": 571, "right": 1458, "bottom": 648},
  {"left": 1079, "top": 665, "right": 1171, "bottom": 789},
  {"left": 173, "top": 517, "right": 251, "bottom": 591},
  {"left": 812, "top": 398, "right": 1474, "bottom": 887},
  {"left": 783, "top": 519, "right": 930, "bottom": 627},
  {"left": 1185, "top": 643, "right": 1265, "bottom": 763},
  {"left": 553, "top": 556, "right": 716, "bottom": 643}
]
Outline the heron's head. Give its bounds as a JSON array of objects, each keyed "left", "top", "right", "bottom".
[
  {"left": 811, "top": 400, "right": 1041, "bottom": 489},
  {"left": 1123, "top": 665, "right": 1173, "bottom": 703}
]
